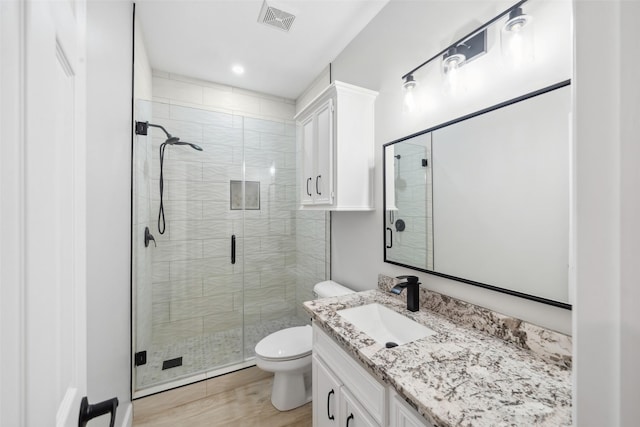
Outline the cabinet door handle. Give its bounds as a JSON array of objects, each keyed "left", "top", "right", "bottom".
[
  {"left": 386, "top": 227, "right": 393, "bottom": 249},
  {"left": 316, "top": 175, "right": 322, "bottom": 195},
  {"left": 327, "top": 389, "right": 335, "bottom": 420},
  {"left": 346, "top": 413, "right": 354, "bottom": 427},
  {"left": 306, "top": 177, "right": 312, "bottom": 196}
]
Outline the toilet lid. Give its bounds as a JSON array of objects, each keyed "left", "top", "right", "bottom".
[{"left": 255, "top": 325, "right": 312, "bottom": 361}]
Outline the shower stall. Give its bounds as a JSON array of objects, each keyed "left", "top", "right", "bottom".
[
  {"left": 132, "top": 99, "right": 329, "bottom": 395},
  {"left": 385, "top": 135, "right": 433, "bottom": 271}
]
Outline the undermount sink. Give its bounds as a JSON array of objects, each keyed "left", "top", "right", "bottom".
[{"left": 337, "top": 303, "right": 436, "bottom": 346}]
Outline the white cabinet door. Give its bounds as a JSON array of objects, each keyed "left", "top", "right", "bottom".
[
  {"left": 389, "top": 392, "right": 433, "bottom": 427},
  {"left": 301, "top": 115, "right": 315, "bottom": 205},
  {"left": 300, "top": 98, "right": 334, "bottom": 206},
  {"left": 313, "top": 355, "right": 342, "bottom": 427},
  {"left": 314, "top": 98, "right": 333, "bottom": 205},
  {"left": 341, "top": 388, "right": 380, "bottom": 427}
]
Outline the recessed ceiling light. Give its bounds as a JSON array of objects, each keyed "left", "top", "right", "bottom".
[{"left": 232, "top": 64, "right": 245, "bottom": 75}]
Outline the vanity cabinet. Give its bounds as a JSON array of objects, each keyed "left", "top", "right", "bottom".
[
  {"left": 295, "top": 81, "right": 378, "bottom": 211},
  {"left": 313, "top": 323, "right": 432, "bottom": 427}
]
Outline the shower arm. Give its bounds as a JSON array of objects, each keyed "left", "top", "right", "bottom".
[
  {"left": 146, "top": 123, "right": 172, "bottom": 138},
  {"left": 134, "top": 121, "right": 172, "bottom": 138}
]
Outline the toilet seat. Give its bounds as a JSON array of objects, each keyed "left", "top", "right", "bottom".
[{"left": 255, "top": 325, "right": 312, "bottom": 361}]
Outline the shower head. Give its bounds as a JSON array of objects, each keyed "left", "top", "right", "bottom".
[
  {"left": 175, "top": 141, "right": 203, "bottom": 151},
  {"left": 162, "top": 137, "right": 203, "bottom": 151}
]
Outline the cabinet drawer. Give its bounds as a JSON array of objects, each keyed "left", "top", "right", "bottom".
[{"left": 313, "top": 324, "right": 386, "bottom": 426}]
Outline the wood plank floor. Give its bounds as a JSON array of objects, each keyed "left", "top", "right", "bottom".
[{"left": 133, "top": 369, "right": 312, "bottom": 427}]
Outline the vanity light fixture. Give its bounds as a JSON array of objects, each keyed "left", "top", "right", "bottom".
[
  {"left": 503, "top": 7, "right": 532, "bottom": 32},
  {"left": 400, "top": 0, "right": 530, "bottom": 103},
  {"left": 402, "top": 74, "right": 418, "bottom": 113},
  {"left": 501, "top": 5, "right": 534, "bottom": 67},
  {"left": 442, "top": 46, "right": 466, "bottom": 75}
]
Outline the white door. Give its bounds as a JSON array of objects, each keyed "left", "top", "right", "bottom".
[{"left": 1, "top": 0, "right": 89, "bottom": 425}]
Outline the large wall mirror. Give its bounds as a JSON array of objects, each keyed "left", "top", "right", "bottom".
[{"left": 384, "top": 81, "right": 571, "bottom": 309}]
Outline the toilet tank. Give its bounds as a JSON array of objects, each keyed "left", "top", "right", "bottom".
[{"left": 313, "top": 280, "right": 354, "bottom": 298}]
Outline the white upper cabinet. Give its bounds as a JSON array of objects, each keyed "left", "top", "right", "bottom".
[{"left": 296, "top": 81, "right": 378, "bottom": 210}]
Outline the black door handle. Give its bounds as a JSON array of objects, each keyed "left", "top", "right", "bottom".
[
  {"left": 78, "top": 396, "right": 118, "bottom": 427},
  {"left": 327, "top": 389, "right": 335, "bottom": 420},
  {"left": 306, "top": 177, "right": 312, "bottom": 196},
  {"left": 231, "top": 234, "right": 236, "bottom": 265},
  {"left": 316, "top": 175, "right": 322, "bottom": 195},
  {"left": 346, "top": 413, "right": 354, "bottom": 427},
  {"left": 386, "top": 227, "right": 393, "bottom": 249}
]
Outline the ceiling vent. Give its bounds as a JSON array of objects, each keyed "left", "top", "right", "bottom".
[{"left": 258, "top": 1, "right": 295, "bottom": 32}]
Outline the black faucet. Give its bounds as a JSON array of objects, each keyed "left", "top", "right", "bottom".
[{"left": 390, "top": 275, "right": 421, "bottom": 312}]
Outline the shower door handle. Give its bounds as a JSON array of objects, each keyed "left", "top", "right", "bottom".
[
  {"left": 386, "top": 227, "right": 393, "bottom": 249},
  {"left": 231, "top": 235, "right": 236, "bottom": 265}
]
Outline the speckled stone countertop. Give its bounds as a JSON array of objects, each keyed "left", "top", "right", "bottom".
[{"left": 303, "top": 286, "right": 572, "bottom": 427}]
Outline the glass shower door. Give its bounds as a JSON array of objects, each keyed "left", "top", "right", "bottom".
[{"left": 133, "top": 100, "right": 246, "bottom": 391}]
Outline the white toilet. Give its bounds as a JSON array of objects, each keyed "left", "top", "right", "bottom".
[{"left": 254, "top": 280, "right": 354, "bottom": 411}]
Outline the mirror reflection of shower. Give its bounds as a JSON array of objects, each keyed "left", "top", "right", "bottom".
[{"left": 135, "top": 121, "right": 203, "bottom": 234}]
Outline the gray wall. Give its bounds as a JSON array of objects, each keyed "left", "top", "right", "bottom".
[
  {"left": 86, "top": 1, "right": 133, "bottom": 425},
  {"left": 329, "top": 0, "right": 572, "bottom": 334}
]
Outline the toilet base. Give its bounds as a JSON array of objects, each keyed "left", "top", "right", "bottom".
[
  {"left": 270, "top": 369, "right": 312, "bottom": 411},
  {"left": 255, "top": 354, "right": 312, "bottom": 412}
]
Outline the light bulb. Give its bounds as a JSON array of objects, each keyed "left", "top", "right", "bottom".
[
  {"left": 501, "top": 7, "right": 534, "bottom": 68},
  {"left": 402, "top": 75, "right": 418, "bottom": 113},
  {"left": 442, "top": 47, "right": 466, "bottom": 95}
]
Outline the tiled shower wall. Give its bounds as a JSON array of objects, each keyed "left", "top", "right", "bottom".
[
  {"left": 133, "top": 72, "right": 327, "bottom": 389},
  {"left": 388, "top": 136, "right": 433, "bottom": 270}
]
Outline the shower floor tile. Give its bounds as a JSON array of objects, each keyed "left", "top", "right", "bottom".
[{"left": 136, "top": 316, "right": 307, "bottom": 390}]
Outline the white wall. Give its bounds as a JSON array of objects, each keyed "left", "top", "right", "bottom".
[
  {"left": 573, "top": 1, "right": 640, "bottom": 425},
  {"left": 619, "top": 3, "right": 640, "bottom": 423},
  {"left": 327, "top": 0, "right": 572, "bottom": 334},
  {"left": 86, "top": 1, "right": 133, "bottom": 425},
  {"left": 134, "top": 11, "right": 153, "bottom": 102}
]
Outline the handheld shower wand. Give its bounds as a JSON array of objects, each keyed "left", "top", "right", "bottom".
[{"left": 134, "top": 121, "right": 203, "bottom": 235}]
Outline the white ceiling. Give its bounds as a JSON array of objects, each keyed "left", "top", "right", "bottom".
[{"left": 136, "top": 0, "right": 389, "bottom": 100}]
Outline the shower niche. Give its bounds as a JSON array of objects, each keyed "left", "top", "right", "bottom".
[{"left": 132, "top": 98, "right": 329, "bottom": 396}]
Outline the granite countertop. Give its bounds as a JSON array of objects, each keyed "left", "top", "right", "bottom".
[{"left": 303, "top": 289, "right": 572, "bottom": 427}]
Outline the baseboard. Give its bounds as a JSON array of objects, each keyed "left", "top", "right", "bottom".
[{"left": 121, "top": 402, "right": 133, "bottom": 427}]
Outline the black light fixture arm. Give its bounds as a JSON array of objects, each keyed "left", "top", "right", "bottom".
[{"left": 401, "top": 0, "right": 529, "bottom": 80}]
